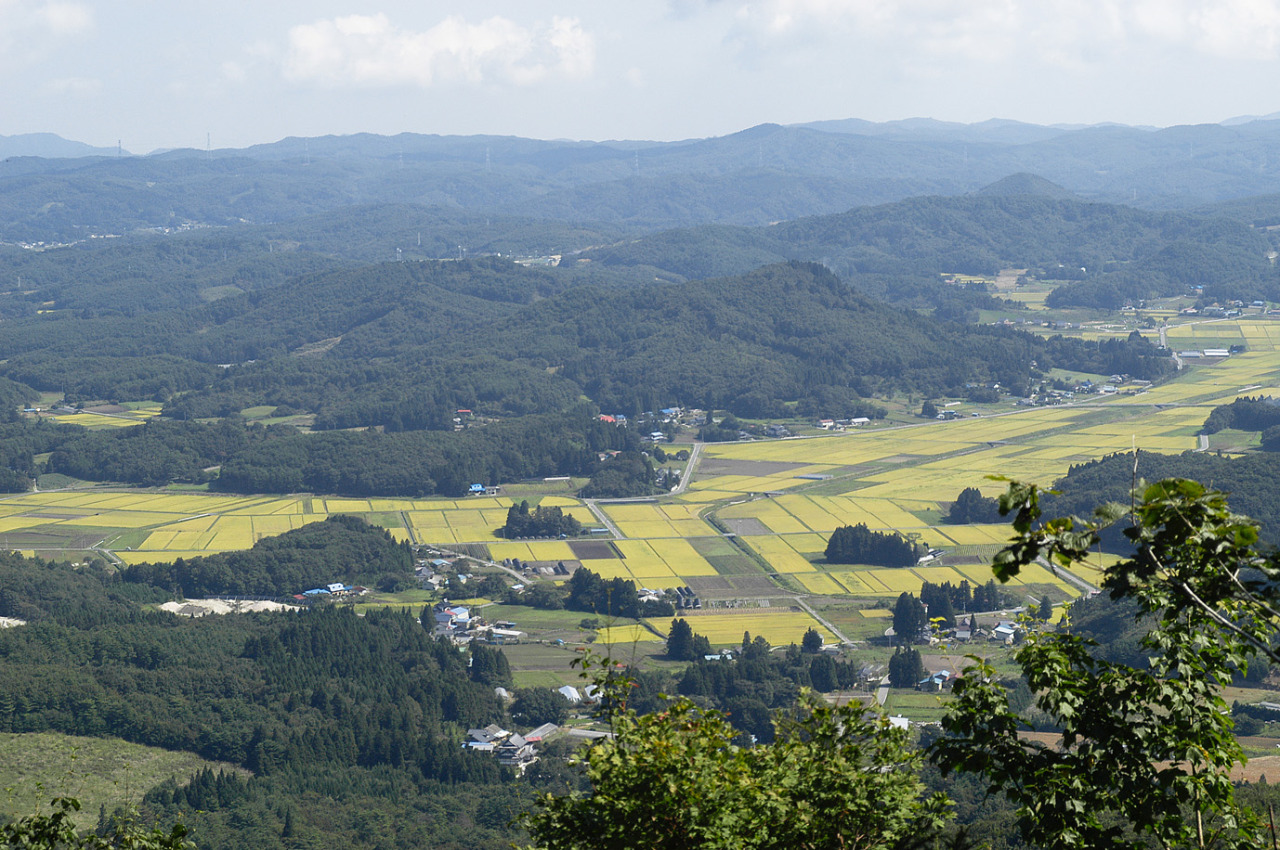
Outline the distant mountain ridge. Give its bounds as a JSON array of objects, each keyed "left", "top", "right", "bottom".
[
  {"left": 0, "top": 133, "right": 124, "bottom": 159},
  {"left": 15, "top": 117, "right": 1280, "bottom": 242},
  {"left": 975, "top": 174, "right": 1076, "bottom": 198}
]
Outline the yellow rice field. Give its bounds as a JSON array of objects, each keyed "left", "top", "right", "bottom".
[
  {"left": 603, "top": 502, "right": 719, "bottom": 539},
  {"left": 669, "top": 609, "right": 836, "bottom": 646},
  {"left": 596, "top": 625, "right": 662, "bottom": 645},
  {"left": 741, "top": 535, "right": 815, "bottom": 573}
]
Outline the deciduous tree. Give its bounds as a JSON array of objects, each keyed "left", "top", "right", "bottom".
[
  {"left": 933, "top": 478, "right": 1273, "bottom": 849},
  {"left": 523, "top": 656, "right": 949, "bottom": 849},
  {"left": 3, "top": 798, "right": 191, "bottom": 850}
]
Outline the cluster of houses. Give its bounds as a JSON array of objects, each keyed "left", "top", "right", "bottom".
[
  {"left": 911, "top": 619, "right": 1021, "bottom": 692},
  {"left": 501, "top": 557, "right": 576, "bottom": 577},
  {"left": 1176, "top": 349, "right": 1235, "bottom": 360},
  {"left": 600, "top": 405, "right": 902, "bottom": 442},
  {"left": 814, "top": 417, "right": 872, "bottom": 430},
  {"left": 291, "top": 583, "right": 367, "bottom": 603},
  {"left": 464, "top": 722, "right": 559, "bottom": 771},
  {"left": 1179, "top": 300, "right": 1268, "bottom": 318},
  {"left": 599, "top": 406, "right": 711, "bottom": 436},
  {"left": 932, "top": 616, "right": 1020, "bottom": 646},
  {"left": 1012, "top": 375, "right": 1154, "bottom": 408},
  {"left": 414, "top": 556, "right": 451, "bottom": 591},
  {"left": 465, "top": 686, "right": 604, "bottom": 771},
  {"left": 431, "top": 601, "right": 528, "bottom": 646},
  {"left": 649, "top": 585, "right": 701, "bottom": 610},
  {"left": 414, "top": 547, "right": 479, "bottom": 591}
]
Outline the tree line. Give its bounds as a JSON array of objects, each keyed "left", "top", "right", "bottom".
[
  {"left": 824, "top": 523, "right": 924, "bottom": 566},
  {"left": 499, "top": 501, "right": 583, "bottom": 539}
]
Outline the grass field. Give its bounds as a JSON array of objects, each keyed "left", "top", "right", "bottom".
[
  {"left": 881, "top": 691, "right": 954, "bottom": 723},
  {"left": 499, "top": 638, "right": 671, "bottom": 687},
  {"left": 0, "top": 732, "right": 245, "bottom": 828}
]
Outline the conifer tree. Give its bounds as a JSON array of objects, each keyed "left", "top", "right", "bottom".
[
  {"left": 892, "top": 593, "right": 927, "bottom": 645},
  {"left": 666, "top": 618, "right": 695, "bottom": 661}
]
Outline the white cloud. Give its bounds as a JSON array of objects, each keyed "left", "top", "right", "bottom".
[
  {"left": 220, "top": 60, "right": 248, "bottom": 83},
  {"left": 282, "top": 13, "right": 596, "bottom": 88},
  {"left": 0, "top": 0, "right": 92, "bottom": 58},
  {"left": 42, "top": 75, "right": 99, "bottom": 94},
  {"left": 1188, "top": 0, "right": 1280, "bottom": 58},
  {"left": 723, "top": 0, "right": 1280, "bottom": 62},
  {"left": 35, "top": 1, "right": 91, "bottom": 35}
]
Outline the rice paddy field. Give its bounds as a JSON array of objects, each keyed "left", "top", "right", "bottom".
[
  {"left": 600, "top": 502, "right": 719, "bottom": 538},
  {"left": 665, "top": 608, "right": 837, "bottom": 646},
  {"left": 35, "top": 402, "right": 163, "bottom": 430},
  {"left": 11, "top": 315, "right": 1280, "bottom": 644}
]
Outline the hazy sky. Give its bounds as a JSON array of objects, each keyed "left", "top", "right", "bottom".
[{"left": 5, "top": 0, "right": 1280, "bottom": 152}]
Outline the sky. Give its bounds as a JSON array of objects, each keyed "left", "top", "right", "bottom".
[{"left": 5, "top": 0, "right": 1280, "bottom": 153}]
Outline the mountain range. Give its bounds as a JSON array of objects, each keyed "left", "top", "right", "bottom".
[{"left": 10, "top": 116, "right": 1280, "bottom": 247}]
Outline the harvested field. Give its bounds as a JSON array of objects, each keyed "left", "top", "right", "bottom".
[
  {"left": 721, "top": 517, "right": 770, "bottom": 535},
  {"left": 1007, "top": 734, "right": 1280, "bottom": 784},
  {"left": 684, "top": 575, "right": 734, "bottom": 593},
  {"left": 697, "top": 458, "right": 808, "bottom": 477},
  {"left": 569, "top": 540, "right": 619, "bottom": 559},
  {"left": 1232, "top": 754, "right": 1280, "bottom": 782},
  {"left": 726, "top": 575, "right": 784, "bottom": 592}
]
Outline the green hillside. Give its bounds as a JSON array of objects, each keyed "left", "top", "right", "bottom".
[{"left": 0, "top": 732, "right": 245, "bottom": 829}]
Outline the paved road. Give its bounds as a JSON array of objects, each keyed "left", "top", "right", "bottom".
[
  {"left": 1037, "top": 556, "right": 1099, "bottom": 596},
  {"left": 400, "top": 511, "right": 419, "bottom": 544},
  {"left": 426, "top": 544, "right": 528, "bottom": 583},
  {"left": 669, "top": 442, "right": 703, "bottom": 496},
  {"left": 583, "top": 499, "right": 625, "bottom": 539},
  {"left": 793, "top": 595, "right": 853, "bottom": 644}
]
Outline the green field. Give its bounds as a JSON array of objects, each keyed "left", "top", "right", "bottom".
[{"left": 881, "top": 691, "right": 954, "bottom": 722}]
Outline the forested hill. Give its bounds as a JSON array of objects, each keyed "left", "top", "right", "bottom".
[
  {"left": 491, "top": 262, "right": 1173, "bottom": 414},
  {"left": 20, "top": 119, "right": 1280, "bottom": 243},
  {"left": 1043, "top": 450, "right": 1280, "bottom": 547},
  {"left": 7, "top": 176, "right": 1279, "bottom": 329},
  {"left": 0, "top": 551, "right": 522, "bottom": 848},
  {"left": 0, "top": 258, "right": 1174, "bottom": 496},
  {"left": 581, "top": 195, "right": 1280, "bottom": 307},
  {"left": 122, "top": 514, "right": 413, "bottom": 598},
  {"left": 0, "top": 204, "right": 625, "bottom": 319},
  {"left": 0, "top": 259, "right": 1173, "bottom": 432}
]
